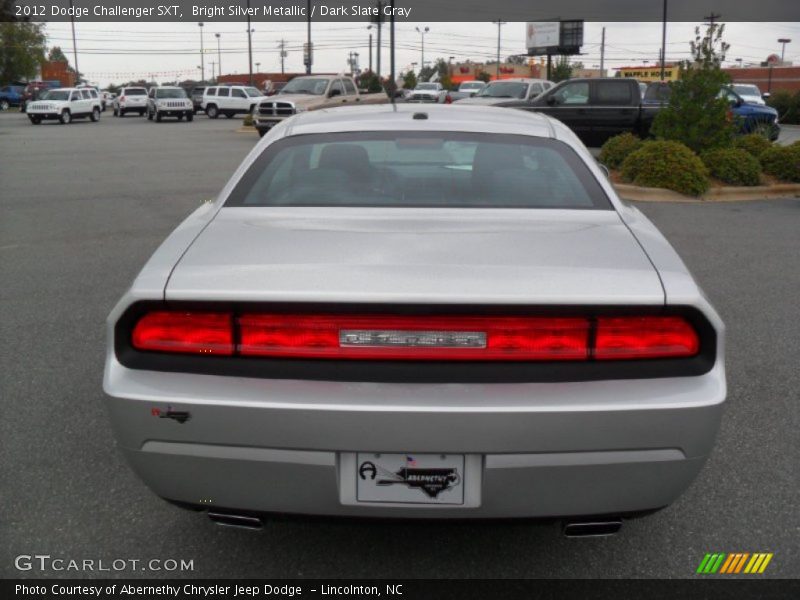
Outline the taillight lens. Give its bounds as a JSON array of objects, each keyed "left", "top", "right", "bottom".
[
  {"left": 128, "top": 311, "right": 700, "bottom": 361},
  {"left": 238, "top": 314, "right": 589, "bottom": 361},
  {"left": 594, "top": 316, "right": 699, "bottom": 359},
  {"left": 131, "top": 311, "right": 234, "bottom": 355}
]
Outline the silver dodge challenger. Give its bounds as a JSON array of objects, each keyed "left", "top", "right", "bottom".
[{"left": 104, "top": 104, "right": 725, "bottom": 534}]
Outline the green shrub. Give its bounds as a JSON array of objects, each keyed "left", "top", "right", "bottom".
[
  {"left": 621, "top": 141, "right": 710, "bottom": 196},
  {"left": 766, "top": 89, "right": 800, "bottom": 125},
  {"left": 700, "top": 148, "right": 761, "bottom": 186},
  {"left": 599, "top": 133, "right": 643, "bottom": 169},
  {"left": 242, "top": 113, "right": 254, "bottom": 127},
  {"left": 733, "top": 134, "right": 773, "bottom": 159},
  {"left": 760, "top": 142, "right": 800, "bottom": 182}
]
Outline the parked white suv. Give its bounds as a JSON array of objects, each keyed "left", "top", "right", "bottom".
[
  {"left": 113, "top": 87, "right": 148, "bottom": 117},
  {"left": 26, "top": 87, "right": 102, "bottom": 125},
  {"left": 202, "top": 85, "right": 265, "bottom": 119},
  {"left": 147, "top": 86, "right": 194, "bottom": 122}
]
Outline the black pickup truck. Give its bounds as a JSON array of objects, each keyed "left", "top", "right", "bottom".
[{"left": 496, "top": 78, "right": 660, "bottom": 147}]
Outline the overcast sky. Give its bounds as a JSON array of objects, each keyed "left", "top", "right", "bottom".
[{"left": 41, "top": 21, "right": 800, "bottom": 86}]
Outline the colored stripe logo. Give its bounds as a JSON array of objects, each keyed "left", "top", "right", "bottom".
[{"left": 697, "top": 553, "right": 773, "bottom": 574}]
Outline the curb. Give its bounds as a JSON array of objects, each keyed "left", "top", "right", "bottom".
[
  {"left": 614, "top": 183, "right": 800, "bottom": 203},
  {"left": 236, "top": 126, "right": 257, "bottom": 134}
]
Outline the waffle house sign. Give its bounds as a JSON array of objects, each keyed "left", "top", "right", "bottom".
[{"left": 618, "top": 65, "right": 679, "bottom": 82}]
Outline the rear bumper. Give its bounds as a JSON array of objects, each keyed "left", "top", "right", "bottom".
[{"left": 104, "top": 359, "right": 725, "bottom": 519}]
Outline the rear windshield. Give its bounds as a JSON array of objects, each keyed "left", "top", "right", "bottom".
[
  {"left": 124, "top": 88, "right": 147, "bottom": 96},
  {"left": 155, "top": 88, "right": 187, "bottom": 98},
  {"left": 226, "top": 132, "right": 610, "bottom": 210}
]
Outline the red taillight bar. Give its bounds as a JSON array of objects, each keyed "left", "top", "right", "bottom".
[{"left": 130, "top": 311, "right": 700, "bottom": 361}]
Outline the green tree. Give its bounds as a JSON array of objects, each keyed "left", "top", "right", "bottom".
[
  {"left": 0, "top": 22, "right": 47, "bottom": 83},
  {"left": 358, "top": 70, "right": 383, "bottom": 93},
  {"left": 476, "top": 71, "right": 491, "bottom": 83},
  {"left": 650, "top": 23, "right": 734, "bottom": 153},
  {"left": 551, "top": 56, "right": 573, "bottom": 83},
  {"left": 418, "top": 64, "right": 436, "bottom": 82},
  {"left": 402, "top": 70, "right": 417, "bottom": 90},
  {"left": 48, "top": 45, "right": 68, "bottom": 62}
]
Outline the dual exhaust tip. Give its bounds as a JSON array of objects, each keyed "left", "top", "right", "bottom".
[{"left": 208, "top": 511, "right": 622, "bottom": 537}]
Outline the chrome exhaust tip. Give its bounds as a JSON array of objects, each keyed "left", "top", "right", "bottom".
[
  {"left": 207, "top": 511, "right": 263, "bottom": 530},
  {"left": 562, "top": 519, "right": 623, "bottom": 538}
]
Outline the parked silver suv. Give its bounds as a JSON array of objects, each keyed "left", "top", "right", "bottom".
[
  {"left": 113, "top": 87, "right": 148, "bottom": 117},
  {"left": 147, "top": 86, "right": 194, "bottom": 122}
]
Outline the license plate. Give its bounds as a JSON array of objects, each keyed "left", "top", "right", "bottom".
[{"left": 355, "top": 453, "right": 465, "bottom": 505}]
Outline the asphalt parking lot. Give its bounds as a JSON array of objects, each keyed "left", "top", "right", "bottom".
[{"left": 1, "top": 111, "right": 798, "bottom": 579}]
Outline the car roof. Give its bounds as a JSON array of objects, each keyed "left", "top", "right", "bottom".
[{"left": 284, "top": 104, "right": 562, "bottom": 140}]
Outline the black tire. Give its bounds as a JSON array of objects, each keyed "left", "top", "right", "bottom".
[
  {"left": 206, "top": 104, "right": 219, "bottom": 119},
  {"left": 29, "top": 116, "right": 41, "bottom": 125},
  {"left": 119, "top": 109, "right": 125, "bottom": 118},
  {"left": 59, "top": 110, "right": 72, "bottom": 125},
  {"left": 177, "top": 114, "right": 184, "bottom": 121},
  {"left": 139, "top": 110, "right": 145, "bottom": 116},
  {"left": 156, "top": 111, "right": 162, "bottom": 122},
  {"left": 90, "top": 107, "right": 100, "bottom": 122},
  {"left": 186, "top": 112, "right": 194, "bottom": 122},
  {"left": 113, "top": 106, "right": 118, "bottom": 116},
  {"left": 258, "top": 129, "right": 267, "bottom": 138},
  {"left": 147, "top": 109, "right": 153, "bottom": 121}
]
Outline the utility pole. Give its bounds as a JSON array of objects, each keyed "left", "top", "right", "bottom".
[
  {"left": 415, "top": 26, "right": 429, "bottom": 71},
  {"left": 778, "top": 38, "right": 791, "bottom": 63},
  {"left": 68, "top": 0, "right": 79, "bottom": 83},
  {"left": 246, "top": 0, "right": 253, "bottom": 86},
  {"left": 306, "top": 0, "right": 312, "bottom": 74},
  {"left": 375, "top": 1, "right": 383, "bottom": 80},
  {"left": 660, "top": 0, "right": 667, "bottom": 81},
  {"left": 215, "top": 33, "right": 222, "bottom": 80},
  {"left": 210, "top": 61, "right": 216, "bottom": 83},
  {"left": 600, "top": 26, "right": 606, "bottom": 76},
  {"left": 492, "top": 20, "right": 506, "bottom": 79},
  {"left": 278, "top": 40, "right": 287, "bottom": 74},
  {"left": 703, "top": 12, "right": 721, "bottom": 28},
  {"left": 367, "top": 28, "right": 373, "bottom": 72},
  {"left": 198, "top": 23, "right": 205, "bottom": 83},
  {"left": 389, "top": 0, "right": 395, "bottom": 100}
]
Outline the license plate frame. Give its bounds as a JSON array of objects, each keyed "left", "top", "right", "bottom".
[{"left": 340, "top": 453, "right": 482, "bottom": 508}]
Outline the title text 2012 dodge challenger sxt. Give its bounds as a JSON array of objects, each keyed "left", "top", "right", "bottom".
[{"left": 104, "top": 105, "right": 725, "bottom": 533}]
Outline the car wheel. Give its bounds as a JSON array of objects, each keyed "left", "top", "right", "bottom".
[
  {"left": 147, "top": 109, "right": 153, "bottom": 121},
  {"left": 59, "top": 110, "right": 72, "bottom": 124},
  {"left": 186, "top": 112, "right": 194, "bottom": 122},
  {"left": 156, "top": 111, "right": 162, "bottom": 122},
  {"left": 90, "top": 107, "right": 100, "bottom": 122},
  {"left": 113, "top": 106, "right": 118, "bottom": 116},
  {"left": 177, "top": 114, "right": 184, "bottom": 121},
  {"left": 119, "top": 109, "right": 125, "bottom": 118},
  {"left": 206, "top": 105, "right": 219, "bottom": 119},
  {"left": 258, "top": 129, "right": 267, "bottom": 138},
  {"left": 139, "top": 110, "right": 145, "bottom": 116},
  {"left": 29, "top": 116, "right": 41, "bottom": 125},
  {"left": 0, "top": 100, "right": 9, "bottom": 111}
]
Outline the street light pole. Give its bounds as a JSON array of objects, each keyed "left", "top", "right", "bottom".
[
  {"left": 415, "top": 26, "right": 429, "bottom": 72},
  {"left": 198, "top": 23, "right": 205, "bottom": 83},
  {"left": 778, "top": 38, "right": 791, "bottom": 63},
  {"left": 368, "top": 27, "right": 373, "bottom": 72},
  {"left": 215, "top": 33, "right": 222, "bottom": 80},
  {"left": 660, "top": 0, "right": 667, "bottom": 81},
  {"left": 247, "top": 0, "right": 253, "bottom": 86},
  {"left": 306, "top": 0, "right": 312, "bottom": 74}
]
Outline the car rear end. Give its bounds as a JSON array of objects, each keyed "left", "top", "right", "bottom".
[
  {"left": 104, "top": 106, "right": 725, "bottom": 522},
  {"left": 118, "top": 87, "right": 147, "bottom": 115}
]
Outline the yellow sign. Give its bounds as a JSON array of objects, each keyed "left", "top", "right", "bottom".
[{"left": 618, "top": 67, "right": 679, "bottom": 82}]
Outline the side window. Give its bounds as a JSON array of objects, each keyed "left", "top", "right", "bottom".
[
  {"left": 330, "top": 80, "right": 345, "bottom": 96},
  {"left": 217, "top": 88, "right": 230, "bottom": 97},
  {"left": 90, "top": 90, "right": 98, "bottom": 98},
  {"left": 70, "top": 91, "right": 81, "bottom": 102},
  {"left": 232, "top": 88, "right": 247, "bottom": 98},
  {"left": 594, "top": 81, "right": 632, "bottom": 105},
  {"left": 529, "top": 83, "right": 543, "bottom": 97},
  {"left": 553, "top": 81, "right": 589, "bottom": 105},
  {"left": 80, "top": 90, "right": 91, "bottom": 99},
  {"left": 206, "top": 88, "right": 216, "bottom": 96},
  {"left": 343, "top": 79, "right": 357, "bottom": 95}
]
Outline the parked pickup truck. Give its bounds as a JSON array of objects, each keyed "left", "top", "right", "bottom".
[
  {"left": 496, "top": 78, "right": 660, "bottom": 147},
  {"left": 253, "top": 75, "right": 388, "bottom": 137}
]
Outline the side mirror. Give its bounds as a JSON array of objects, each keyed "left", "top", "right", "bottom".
[{"left": 328, "top": 89, "right": 341, "bottom": 98}]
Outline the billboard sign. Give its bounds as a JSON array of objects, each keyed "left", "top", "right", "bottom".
[
  {"left": 526, "top": 20, "right": 583, "bottom": 56},
  {"left": 526, "top": 22, "right": 560, "bottom": 52}
]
